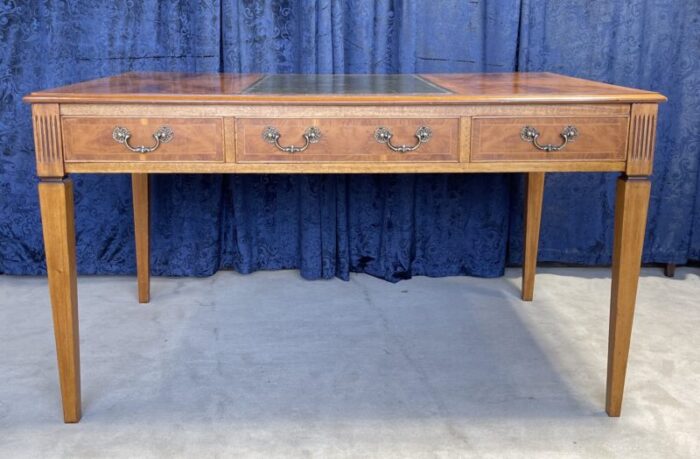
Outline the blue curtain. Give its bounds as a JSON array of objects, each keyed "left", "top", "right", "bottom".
[
  {"left": 514, "top": 0, "right": 700, "bottom": 266},
  {"left": 1, "top": 1, "right": 698, "bottom": 280}
]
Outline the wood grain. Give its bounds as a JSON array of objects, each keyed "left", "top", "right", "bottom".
[
  {"left": 522, "top": 172, "right": 545, "bottom": 301},
  {"left": 64, "top": 160, "right": 627, "bottom": 174},
  {"left": 24, "top": 72, "right": 666, "bottom": 421},
  {"left": 38, "top": 179, "right": 81, "bottom": 423},
  {"left": 224, "top": 117, "right": 236, "bottom": 163},
  {"left": 424, "top": 73, "right": 666, "bottom": 104},
  {"left": 625, "top": 104, "right": 658, "bottom": 176},
  {"left": 32, "top": 104, "right": 65, "bottom": 177},
  {"left": 59, "top": 103, "right": 631, "bottom": 118},
  {"left": 62, "top": 117, "right": 224, "bottom": 162},
  {"left": 132, "top": 174, "right": 150, "bottom": 303},
  {"left": 471, "top": 116, "right": 629, "bottom": 162},
  {"left": 459, "top": 117, "right": 471, "bottom": 163},
  {"left": 235, "top": 118, "right": 459, "bottom": 163},
  {"left": 606, "top": 176, "right": 651, "bottom": 417},
  {"left": 24, "top": 72, "right": 666, "bottom": 104}
]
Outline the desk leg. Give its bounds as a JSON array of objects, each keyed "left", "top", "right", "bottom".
[
  {"left": 132, "top": 173, "right": 150, "bottom": 303},
  {"left": 606, "top": 175, "right": 650, "bottom": 416},
  {"left": 663, "top": 263, "right": 676, "bottom": 278},
  {"left": 522, "top": 172, "right": 545, "bottom": 301},
  {"left": 38, "top": 178, "right": 81, "bottom": 423}
]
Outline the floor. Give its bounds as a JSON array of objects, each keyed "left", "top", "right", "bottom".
[{"left": 0, "top": 267, "right": 698, "bottom": 458}]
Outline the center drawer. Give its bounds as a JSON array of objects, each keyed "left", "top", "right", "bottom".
[{"left": 235, "top": 118, "right": 460, "bottom": 163}]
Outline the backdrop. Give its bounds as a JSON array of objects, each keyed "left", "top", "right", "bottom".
[{"left": 1, "top": 1, "right": 699, "bottom": 280}]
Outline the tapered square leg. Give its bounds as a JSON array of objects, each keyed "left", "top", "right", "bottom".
[
  {"left": 38, "top": 179, "right": 81, "bottom": 423},
  {"left": 522, "top": 172, "right": 545, "bottom": 301},
  {"left": 663, "top": 263, "right": 676, "bottom": 278},
  {"left": 606, "top": 175, "right": 651, "bottom": 416},
  {"left": 132, "top": 173, "right": 150, "bottom": 303}
]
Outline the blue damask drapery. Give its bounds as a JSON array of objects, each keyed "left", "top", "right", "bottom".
[{"left": 1, "top": 1, "right": 698, "bottom": 280}]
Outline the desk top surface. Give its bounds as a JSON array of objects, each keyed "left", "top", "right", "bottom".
[{"left": 25, "top": 72, "right": 665, "bottom": 105}]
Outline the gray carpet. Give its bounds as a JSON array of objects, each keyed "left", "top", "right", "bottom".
[{"left": 0, "top": 267, "right": 698, "bottom": 458}]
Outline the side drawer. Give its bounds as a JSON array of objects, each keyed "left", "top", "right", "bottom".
[
  {"left": 235, "top": 118, "right": 460, "bottom": 163},
  {"left": 62, "top": 117, "right": 224, "bottom": 162},
  {"left": 471, "top": 116, "right": 628, "bottom": 162}
]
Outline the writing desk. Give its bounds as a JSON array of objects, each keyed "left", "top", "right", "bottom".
[{"left": 25, "top": 72, "right": 665, "bottom": 422}]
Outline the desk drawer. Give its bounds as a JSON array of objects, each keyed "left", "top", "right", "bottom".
[
  {"left": 235, "top": 118, "right": 460, "bottom": 163},
  {"left": 62, "top": 117, "right": 224, "bottom": 162},
  {"left": 471, "top": 116, "right": 628, "bottom": 162}
]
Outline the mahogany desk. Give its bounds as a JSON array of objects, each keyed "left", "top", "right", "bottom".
[{"left": 24, "top": 72, "right": 666, "bottom": 422}]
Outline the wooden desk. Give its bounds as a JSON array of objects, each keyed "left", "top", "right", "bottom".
[{"left": 25, "top": 72, "right": 665, "bottom": 422}]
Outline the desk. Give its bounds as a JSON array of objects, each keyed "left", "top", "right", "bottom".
[{"left": 25, "top": 72, "right": 665, "bottom": 422}]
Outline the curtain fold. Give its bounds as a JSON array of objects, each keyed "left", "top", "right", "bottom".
[
  {"left": 515, "top": 0, "right": 700, "bottom": 266},
  {"left": 1, "top": 0, "right": 698, "bottom": 280},
  {"left": 217, "top": 0, "right": 520, "bottom": 281}
]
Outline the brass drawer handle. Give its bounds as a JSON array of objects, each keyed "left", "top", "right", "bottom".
[
  {"left": 112, "top": 126, "right": 173, "bottom": 153},
  {"left": 374, "top": 126, "right": 432, "bottom": 153},
  {"left": 520, "top": 125, "right": 578, "bottom": 152},
  {"left": 262, "top": 126, "right": 322, "bottom": 153}
]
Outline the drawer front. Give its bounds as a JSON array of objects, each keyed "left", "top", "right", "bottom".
[
  {"left": 235, "top": 118, "right": 460, "bottom": 163},
  {"left": 471, "top": 116, "right": 628, "bottom": 162},
  {"left": 62, "top": 117, "right": 224, "bottom": 162}
]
